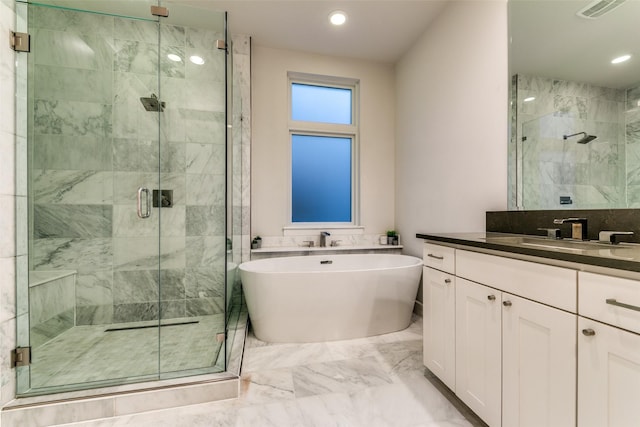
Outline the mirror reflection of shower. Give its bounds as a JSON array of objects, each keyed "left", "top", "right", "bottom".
[
  {"left": 563, "top": 131, "right": 597, "bottom": 144},
  {"left": 140, "top": 93, "right": 165, "bottom": 112}
]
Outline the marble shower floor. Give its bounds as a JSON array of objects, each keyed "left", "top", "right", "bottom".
[
  {"left": 29, "top": 315, "right": 226, "bottom": 391},
  {"left": 54, "top": 316, "right": 486, "bottom": 427}
]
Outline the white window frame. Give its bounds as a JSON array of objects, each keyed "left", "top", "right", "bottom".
[{"left": 286, "top": 72, "right": 360, "bottom": 229}]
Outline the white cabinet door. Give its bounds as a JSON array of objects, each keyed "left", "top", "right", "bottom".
[
  {"left": 423, "top": 266, "right": 456, "bottom": 390},
  {"left": 455, "top": 278, "right": 502, "bottom": 427},
  {"left": 578, "top": 317, "right": 640, "bottom": 427},
  {"left": 502, "top": 293, "right": 576, "bottom": 427}
]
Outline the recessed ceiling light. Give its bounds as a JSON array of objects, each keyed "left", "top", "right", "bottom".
[
  {"left": 167, "top": 53, "right": 182, "bottom": 62},
  {"left": 329, "top": 10, "right": 347, "bottom": 26},
  {"left": 523, "top": 97, "right": 536, "bottom": 102},
  {"left": 611, "top": 54, "right": 631, "bottom": 64},
  {"left": 190, "top": 55, "right": 205, "bottom": 65}
]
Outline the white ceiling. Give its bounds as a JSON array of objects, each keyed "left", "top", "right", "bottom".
[
  {"left": 183, "top": 1, "right": 451, "bottom": 63},
  {"left": 42, "top": 0, "right": 451, "bottom": 64},
  {"left": 34, "top": 0, "right": 640, "bottom": 88},
  {"left": 509, "top": 0, "right": 640, "bottom": 89}
]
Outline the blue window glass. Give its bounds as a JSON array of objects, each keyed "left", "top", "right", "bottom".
[
  {"left": 291, "top": 83, "right": 352, "bottom": 124},
  {"left": 291, "top": 135, "right": 352, "bottom": 223}
]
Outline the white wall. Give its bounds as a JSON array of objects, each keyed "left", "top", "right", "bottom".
[
  {"left": 395, "top": 0, "right": 509, "bottom": 259},
  {"left": 251, "top": 46, "right": 396, "bottom": 238}
]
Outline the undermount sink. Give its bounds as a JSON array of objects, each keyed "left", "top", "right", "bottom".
[{"left": 485, "top": 235, "right": 635, "bottom": 253}]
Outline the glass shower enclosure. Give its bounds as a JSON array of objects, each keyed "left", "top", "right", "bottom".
[
  {"left": 15, "top": 0, "right": 235, "bottom": 396},
  {"left": 520, "top": 112, "right": 626, "bottom": 210}
]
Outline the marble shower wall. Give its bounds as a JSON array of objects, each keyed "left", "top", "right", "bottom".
[
  {"left": 510, "top": 75, "right": 627, "bottom": 210},
  {"left": 625, "top": 84, "right": 640, "bottom": 206},
  {"left": 232, "top": 35, "right": 251, "bottom": 267},
  {"left": 29, "top": 6, "right": 234, "bottom": 326},
  {"left": 1, "top": 0, "right": 18, "bottom": 408}
]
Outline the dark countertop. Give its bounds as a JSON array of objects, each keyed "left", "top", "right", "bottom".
[{"left": 416, "top": 232, "right": 640, "bottom": 274}]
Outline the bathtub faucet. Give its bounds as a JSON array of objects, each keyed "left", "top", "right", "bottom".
[{"left": 320, "top": 231, "right": 331, "bottom": 247}]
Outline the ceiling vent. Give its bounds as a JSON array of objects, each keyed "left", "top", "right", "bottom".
[{"left": 577, "top": 0, "right": 627, "bottom": 19}]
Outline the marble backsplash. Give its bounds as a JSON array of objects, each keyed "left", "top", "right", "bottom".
[
  {"left": 487, "top": 209, "right": 640, "bottom": 243},
  {"left": 256, "top": 233, "right": 402, "bottom": 250},
  {"left": 28, "top": 7, "right": 247, "bottom": 326}
]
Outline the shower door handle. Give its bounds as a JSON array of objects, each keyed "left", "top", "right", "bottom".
[{"left": 137, "top": 187, "right": 151, "bottom": 219}]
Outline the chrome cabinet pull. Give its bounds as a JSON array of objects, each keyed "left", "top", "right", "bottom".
[
  {"left": 444, "top": 278, "right": 452, "bottom": 284},
  {"left": 427, "top": 254, "right": 444, "bottom": 260},
  {"left": 137, "top": 187, "right": 151, "bottom": 219},
  {"left": 487, "top": 295, "right": 496, "bottom": 301},
  {"left": 502, "top": 300, "right": 512, "bottom": 307},
  {"left": 582, "top": 328, "right": 596, "bottom": 336},
  {"left": 606, "top": 298, "right": 640, "bottom": 313}
]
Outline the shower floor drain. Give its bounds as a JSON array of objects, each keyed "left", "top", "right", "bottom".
[{"left": 105, "top": 320, "right": 199, "bottom": 332}]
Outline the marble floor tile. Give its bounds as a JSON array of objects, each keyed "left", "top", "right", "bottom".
[
  {"left": 374, "top": 339, "right": 425, "bottom": 379},
  {"left": 292, "top": 356, "right": 393, "bottom": 398},
  {"left": 241, "top": 341, "right": 334, "bottom": 373},
  {"left": 240, "top": 369, "right": 295, "bottom": 405},
  {"left": 51, "top": 317, "right": 485, "bottom": 427},
  {"left": 29, "top": 315, "right": 225, "bottom": 391},
  {"left": 349, "top": 377, "right": 471, "bottom": 426},
  {"left": 236, "top": 392, "right": 361, "bottom": 427},
  {"left": 325, "top": 339, "right": 380, "bottom": 361}
]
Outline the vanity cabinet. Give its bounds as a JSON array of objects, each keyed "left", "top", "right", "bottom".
[
  {"left": 455, "top": 278, "right": 501, "bottom": 427},
  {"left": 501, "top": 292, "right": 576, "bottom": 427},
  {"left": 423, "top": 243, "right": 577, "bottom": 427},
  {"left": 422, "top": 243, "right": 456, "bottom": 391},
  {"left": 455, "top": 277, "right": 576, "bottom": 427},
  {"left": 577, "top": 272, "right": 640, "bottom": 427},
  {"left": 457, "top": 249, "right": 577, "bottom": 427},
  {"left": 577, "top": 317, "right": 640, "bottom": 427}
]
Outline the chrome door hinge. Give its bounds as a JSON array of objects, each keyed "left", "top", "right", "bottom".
[
  {"left": 216, "top": 40, "right": 226, "bottom": 50},
  {"left": 11, "top": 347, "right": 31, "bottom": 367},
  {"left": 150, "top": 6, "right": 169, "bottom": 17},
  {"left": 216, "top": 332, "right": 226, "bottom": 343},
  {"left": 10, "top": 31, "right": 30, "bottom": 52}
]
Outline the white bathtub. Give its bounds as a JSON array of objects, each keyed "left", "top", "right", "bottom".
[{"left": 239, "top": 254, "right": 423, "bottom": 343}]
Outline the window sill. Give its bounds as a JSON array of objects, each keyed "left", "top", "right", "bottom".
[
  {"left": 251, "top": 244, "right": 403, "bottom": 255},
  {"left": 282, "top": 226, "right": 364, "bottom": 236}
]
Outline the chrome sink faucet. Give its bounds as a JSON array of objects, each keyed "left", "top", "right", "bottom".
[
  {"left": 598, "top": 231, "right": 634, "bottom": 245},
  {"left": 553, "top": 217, "right": 588, "bottom": 240},
  {"left": 537, "top": 227, "right": 562, "bottom": 239},
  {"left": 320, "top": 231, "right": 331, "bottom": 247}
]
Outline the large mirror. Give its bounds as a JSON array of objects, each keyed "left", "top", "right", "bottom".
[{"left": 508, "top": 0, "right": 640, "bottom": 210}]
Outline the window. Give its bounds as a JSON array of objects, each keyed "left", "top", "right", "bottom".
[
  {"left": 291, "top": 84, "right": 352, "bottom": 124},
  {"left": 291, "top": 135, "right": 352, "bottom": 222},
  {"left": 289, "top": 73, "right": 359, "bottom": 225}
]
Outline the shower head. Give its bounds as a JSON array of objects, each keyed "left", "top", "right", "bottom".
[
  {"left": 563, "top": 131, "right": 597, "bottom": 144},
  {"left": 140, "top": 93, "right": 165, "bottom": 112},
  {"left": 577, "top": 134, "right": 597, "bottom": 144}
]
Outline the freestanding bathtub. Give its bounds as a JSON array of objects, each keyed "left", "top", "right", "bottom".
[{"left": 239, "top": 253, "right": 423, "bottom": 343}]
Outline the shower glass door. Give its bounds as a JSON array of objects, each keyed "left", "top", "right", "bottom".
[
  {"left": 157, "top": 3, "right": 229, "bottom": 378},
  {"left": 16, "top": 0, "right": 229, "bottom": 396}
]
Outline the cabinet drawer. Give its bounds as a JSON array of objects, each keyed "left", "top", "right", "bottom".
[
  {"left": 579, "top": 272, "right": 640, "bottom": 334},
  {"left": 423, "top": 243, "right": 455, "bottom": 274},
  {"left": 457, "top": 250, "right": 577, "bottom": 312}
]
